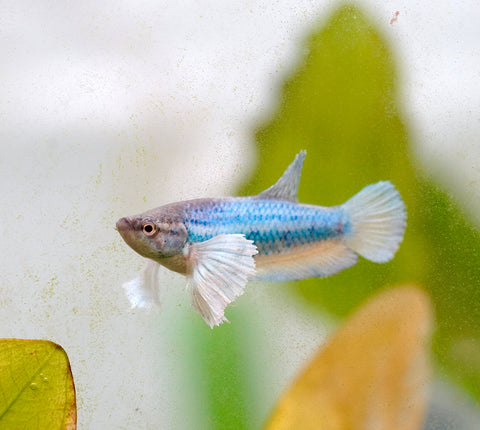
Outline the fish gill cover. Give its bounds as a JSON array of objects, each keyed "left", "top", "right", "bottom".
[{"left": 179, "top": 3, "right": 480, "bottom": 429}]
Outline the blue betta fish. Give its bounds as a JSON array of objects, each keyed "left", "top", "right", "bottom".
[{"left": 116, "top": 151, "right": 406, "bottom": 327}]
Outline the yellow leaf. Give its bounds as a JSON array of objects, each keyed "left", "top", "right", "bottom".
[
  {"left": 0, "top": 339, "right": 76, "bottom": 429},
  {"left": 266, "top": 286, "right": 432, "bottom": 430}
]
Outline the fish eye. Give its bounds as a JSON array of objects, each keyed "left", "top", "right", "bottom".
[{"left": 142, "top": 222, "right": 157, "bottom": 236}]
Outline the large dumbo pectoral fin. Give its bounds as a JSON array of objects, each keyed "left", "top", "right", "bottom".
[{"left": 185, "top": 234, "right": 258, "bottom": 328}]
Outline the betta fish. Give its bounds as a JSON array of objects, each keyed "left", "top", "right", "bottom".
[{"left": 116, "top": 151, "right": 406, "bottom": 328}]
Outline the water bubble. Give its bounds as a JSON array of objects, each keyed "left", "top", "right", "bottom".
[{"left": 30, "top": 383, "right": 38, "bottom": 390}]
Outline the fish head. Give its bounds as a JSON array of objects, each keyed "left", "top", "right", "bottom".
[{"left": 116, "top": 210, "right": 188, "bottom": 260}]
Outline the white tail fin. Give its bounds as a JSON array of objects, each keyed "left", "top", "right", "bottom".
[{"left": 342, "top": 181, "right": 406, "bottom": 263}]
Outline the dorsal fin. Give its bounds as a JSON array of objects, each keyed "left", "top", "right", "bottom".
[{"left": 257, "top": 150, "right": 306, "bottom": 202}]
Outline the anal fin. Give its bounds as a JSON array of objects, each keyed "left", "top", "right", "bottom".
[{"left": 252, "top": 240, "right": 358, "bottom": 282}]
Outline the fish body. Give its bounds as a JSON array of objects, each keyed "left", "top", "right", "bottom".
[
  {"left": 117, "top": 151, "right": 406, "bottom": 327},
  {"left": 166, "top": 197, "right": 349, "bottom": 281},
  {"left": 185, "top": 198, "right": 346, "bottom": 257}
]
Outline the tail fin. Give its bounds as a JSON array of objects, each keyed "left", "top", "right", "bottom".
[{"left": 341, "top": 181, "right": 406, "bottom": 263}]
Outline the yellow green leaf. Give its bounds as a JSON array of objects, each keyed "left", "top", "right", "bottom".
[
  {"left": 0, "top": 339, "right": 76, "bottom": 429},
  {"left": 265, "top": 286, "right": 432, "bottom": 430}
]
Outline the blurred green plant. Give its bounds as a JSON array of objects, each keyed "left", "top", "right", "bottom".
[
  {"left": 240, "top": 2, "right": 480, "bottom": 402},
  {"left": 183, "top": 2, "right": 480, "bottom": 428},
  {"left": 0, "top": 339, "right": 76, "bottom": 429}
]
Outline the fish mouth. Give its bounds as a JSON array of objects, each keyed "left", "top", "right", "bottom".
[
  {"left": 116, "top": 216, "right": 155, "bottom": 259},
  {"left": 116, "top": 216, "right": 142, "bottom": 253},
  {"left": 116, "top": 217, "right": 134, "bottom": 239}
]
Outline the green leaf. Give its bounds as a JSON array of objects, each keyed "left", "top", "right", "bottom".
[
  {"left": 0, "top": 339, "right": 76, "bottom": 429},
  {"left": 239, "top": 4, "right": 480, "bottom": 402}
]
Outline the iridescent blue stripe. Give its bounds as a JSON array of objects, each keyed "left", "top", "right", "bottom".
[{"left": 184, "top": 198, "right": 350, "bottom": 256}]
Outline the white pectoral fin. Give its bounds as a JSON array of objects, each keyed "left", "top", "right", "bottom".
[
  {"left": 123, "top": 259, "right": 162, "bottom": 310},
  {"left": 185, "top": 234, "right": 258, "bottom": 328}
]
